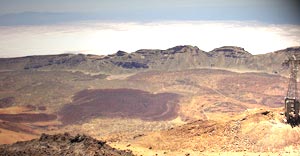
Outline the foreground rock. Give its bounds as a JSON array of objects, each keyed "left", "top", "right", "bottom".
[{"left": 0, "top": 133, "right": 134, "bottom": 156}]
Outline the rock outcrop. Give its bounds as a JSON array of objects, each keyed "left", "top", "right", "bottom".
[{"left": 0, "top": 133, "right": 134, "bottom": 156}]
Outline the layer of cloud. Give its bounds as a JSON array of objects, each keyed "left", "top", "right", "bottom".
[{"left": 0, "top": 21, "right": 299, "bottom": 57}]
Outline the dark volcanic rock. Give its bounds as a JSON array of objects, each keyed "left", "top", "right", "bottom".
[
  {"left": 166, "top": 45, "right": 199, "bottom": 54},
  {"left": 285, "top": 47, "right": 300, "bottom": 53},
  {"left": 0, "top": 97, "right": 15, "bottom": 108},
  {"left": 23, "top": 54, "right": 86, "bottom": 70},
  {"left": 0, "top": 113, "right": 57, "bottom": 123},
  {"left": 208, "top": 46, "right": 252, "bottom": 58},
  {"left": 0, "top": 133, "right": 134, "bottom": 156},
  {"left": 116, "top": 50, "right": 128, "bottom": 56},
  {"left": 114, "top": 61, "right": 149, "bottom": 69}
]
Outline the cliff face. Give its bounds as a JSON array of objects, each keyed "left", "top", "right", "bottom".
[{"left": 0, "top": 46, "right": 299, "bottom": 74}]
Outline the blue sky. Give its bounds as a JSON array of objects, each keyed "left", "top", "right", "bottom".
[
  {"left": 0, "top": 0, "right": 299, "bottom": 57},
  {"left": 0, "top": 0, "right": 299, "bottom": 25}
]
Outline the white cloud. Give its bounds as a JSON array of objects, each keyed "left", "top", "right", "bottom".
[{"left": 0, "top": 21, "right": 299, "bottom": 57}]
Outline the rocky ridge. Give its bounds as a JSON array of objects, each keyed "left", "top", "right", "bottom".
[{"left": 0, "top": 45, "right": 299, "bottom": 74}]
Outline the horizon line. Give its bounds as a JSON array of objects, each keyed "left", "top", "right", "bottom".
[{"left": 1, "top": 45, "right": 299, "bottom": 59}]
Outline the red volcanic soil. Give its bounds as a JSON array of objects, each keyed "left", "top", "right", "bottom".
[
  {"left": 59, "top": 89, "right": 180, "bottom": 125},
  {"left": 0, "top": 113, "right": 57, "bottom": 123}
]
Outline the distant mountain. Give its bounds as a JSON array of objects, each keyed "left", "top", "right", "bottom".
[{"left": 0, "top": 46, "right": 299, "bottom": 75}]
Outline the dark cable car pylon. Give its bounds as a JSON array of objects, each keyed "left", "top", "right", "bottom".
[{"left": 284, "top": 53, "right": 300, "bottom": 126}]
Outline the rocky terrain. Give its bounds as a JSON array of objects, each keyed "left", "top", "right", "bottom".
[
  {"left": 135, "top": 108, "right": 299, "bottom": 151},
  {"left": 0, "top": 45, "right": 299, "bottom": 155},
  {"left": 0, "top": 133, "right": 134, "bottom": 156},
  {"left": 111, "top": 108, "right": 300, "bottom": 156}
]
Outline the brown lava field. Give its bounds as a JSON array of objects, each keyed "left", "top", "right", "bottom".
[
  {"left": 0, "top": 113, "right": 56, "bottom": 123},
  {"left": 59, "top": 89, "right": 180, "bottom": 125}
]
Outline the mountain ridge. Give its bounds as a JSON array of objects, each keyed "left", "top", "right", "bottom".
[
  {"left": 2, "top": 45, "right": 300, "bottom": 59},
  {"left": 0, "top": 45, "right": 300, "bottom": 75}
]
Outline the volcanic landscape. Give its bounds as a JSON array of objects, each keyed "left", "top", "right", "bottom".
[{"left": 0, "top": 45, "right": 300, "bottom": 155}]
